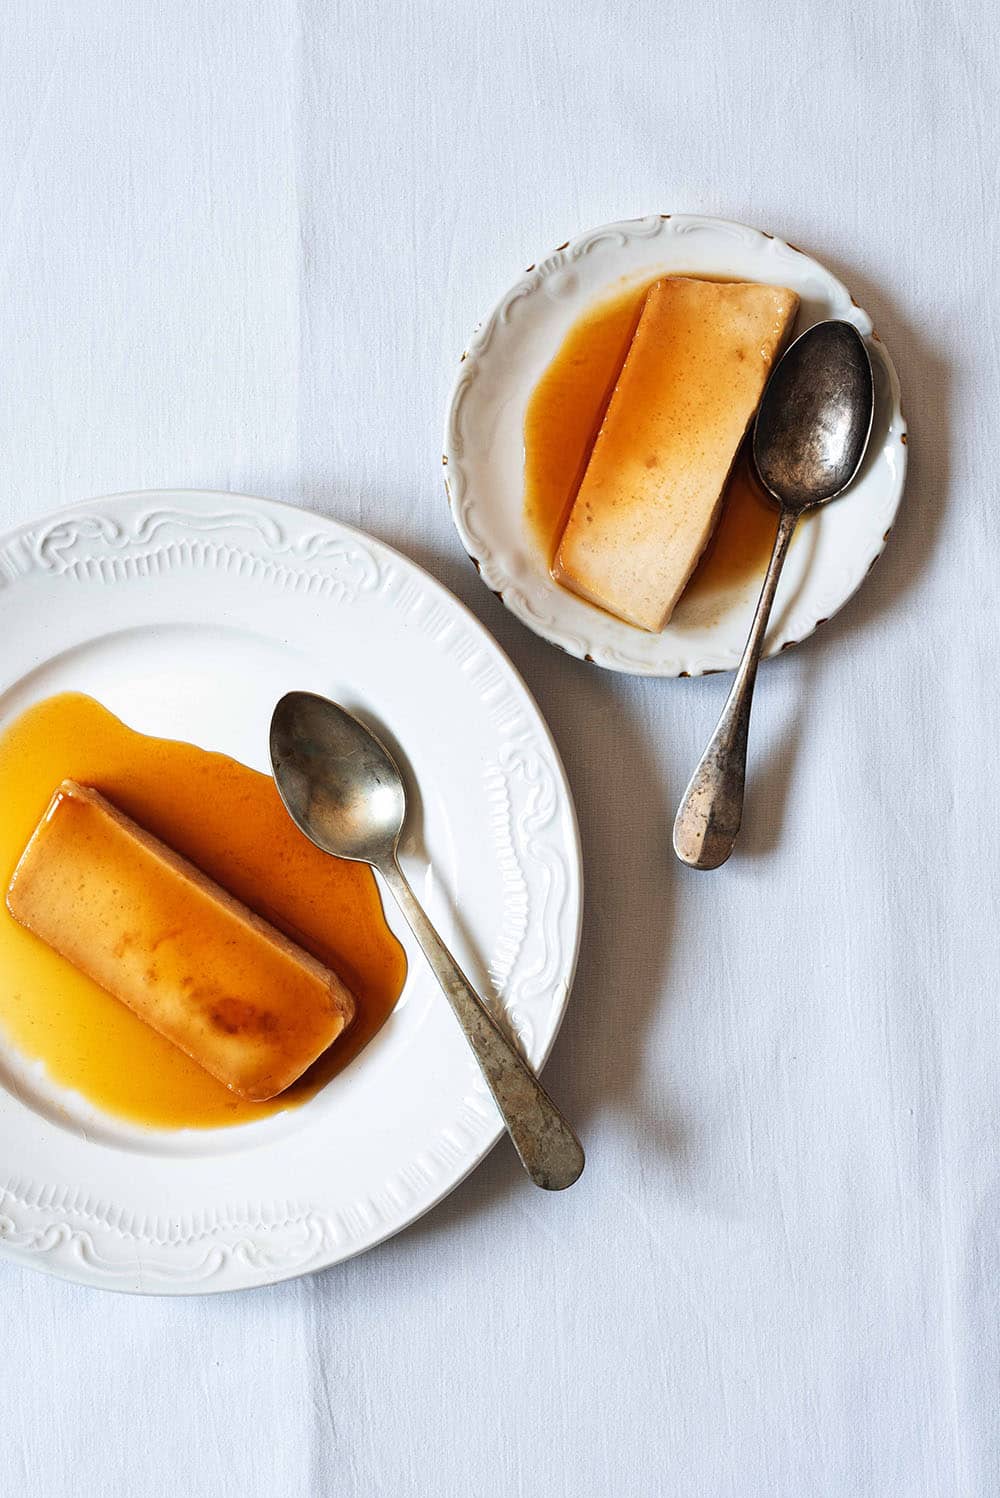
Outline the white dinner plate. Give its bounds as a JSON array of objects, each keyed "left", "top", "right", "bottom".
[
  {"left": 0, "top": 491, "right": 581, "bottom": 1293},
  {"left": 444, "top": 214, "right": 907, "bottom": 676}
]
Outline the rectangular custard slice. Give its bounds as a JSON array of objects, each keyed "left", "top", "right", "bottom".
[
  {"left": 553, "top": 277, "right": 800, "bottom": 631},
  {"left": 7, "top": 780, "right": 356, "bottom": 1101}
]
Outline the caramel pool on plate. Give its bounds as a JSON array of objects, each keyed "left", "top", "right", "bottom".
[{"left": 0, "top": 693, "right": 407, "bottom": 1129}]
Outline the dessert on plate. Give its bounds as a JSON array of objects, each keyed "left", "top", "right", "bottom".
[
  {"left": 553, "top": 276, "right": 799, "bottom": 631},
  {"left": 0, "top": 692, "right": 407, "bottom": 1128},
  {"left": 8, "top": 779, "right": 356, "bottom": 1102}
]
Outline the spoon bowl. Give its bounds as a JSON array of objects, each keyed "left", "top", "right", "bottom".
[
  {"left": 753, "top": 319, "right": 875, "bottom": 511},
  {"left": 270, "top": 692, "right": 405, "bottom": 865}
]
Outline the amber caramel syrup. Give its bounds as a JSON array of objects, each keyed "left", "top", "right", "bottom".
[
  {"left": 523, "top": 277, "right": 782, "bottom": 611},
  {"left": 0, "top": 693, "right": 407, "bottom": 1129}
]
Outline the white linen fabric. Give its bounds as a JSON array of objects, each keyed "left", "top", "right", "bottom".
[{"left": 0, "top": 1, "right": 995, "bottom": 1494}]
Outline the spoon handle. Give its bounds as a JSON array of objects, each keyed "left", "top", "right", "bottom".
[
  {"left": 673, "top": 506, "right": 799, "bottom": 870},
  {"left": 379, "top": 857, "right": 585, "bottom": 1190}
]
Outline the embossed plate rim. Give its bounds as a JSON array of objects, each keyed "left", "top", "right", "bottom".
[
  {"left": 443, "top": 212, "right": 907, "bottom": 676},
  {"left": 0, "top": 489, "right": 582, "bottom": 1293}
]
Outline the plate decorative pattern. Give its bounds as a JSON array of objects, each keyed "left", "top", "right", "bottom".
[
  {"left": 0, "top": 491, "right": 581, "bottom": 1293},
  {"left": 3, "top": 506, "right": 383, "bottom": 601},
  {"left": 444, "top": 213, "right": 907, "bottom": 677}
]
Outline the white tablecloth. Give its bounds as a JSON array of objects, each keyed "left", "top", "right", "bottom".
[{"left": 1, "top": 2, "right": 996, "bottom": 1494}]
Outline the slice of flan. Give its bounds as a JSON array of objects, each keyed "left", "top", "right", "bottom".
[
  {"left": 553, "top": 276, "right": 799, "bottom": 631},
  {"left": 7, "top": 780, "right": 356, "bottom": 1100}
]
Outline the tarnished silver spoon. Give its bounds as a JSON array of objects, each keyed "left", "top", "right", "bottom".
[
  {"left": 673, "top": 320, "right": 875, "bottom": 870},
  {"left": 270, "top": 691, "right": 585, "bottom": 1190}
]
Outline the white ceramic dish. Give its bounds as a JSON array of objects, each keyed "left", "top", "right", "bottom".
[
  {"left": 0, "top": 491, "right": 581, "bottom": 1293},
  {"left": 444, "top": 214, "right": 907, "bottom": 676}
]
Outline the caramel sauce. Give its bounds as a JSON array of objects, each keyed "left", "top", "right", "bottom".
[
  {"left": 523, "top": 278, "right": 781, "bottom": 612},
  {"left": 0, "top": 693, "right": 407, "bottom": 1129}
]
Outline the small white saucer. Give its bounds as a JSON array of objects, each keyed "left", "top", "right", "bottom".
[{"left": 444, "top": 214, "right": 906, "bottom": 677}]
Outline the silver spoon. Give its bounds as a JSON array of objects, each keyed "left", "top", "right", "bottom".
[
  {"left": 673, "top": 319, "right": 875, "bottom": 871},
  {"left": 269, "top": 691, "right": 585, "bottom": 1191}
]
